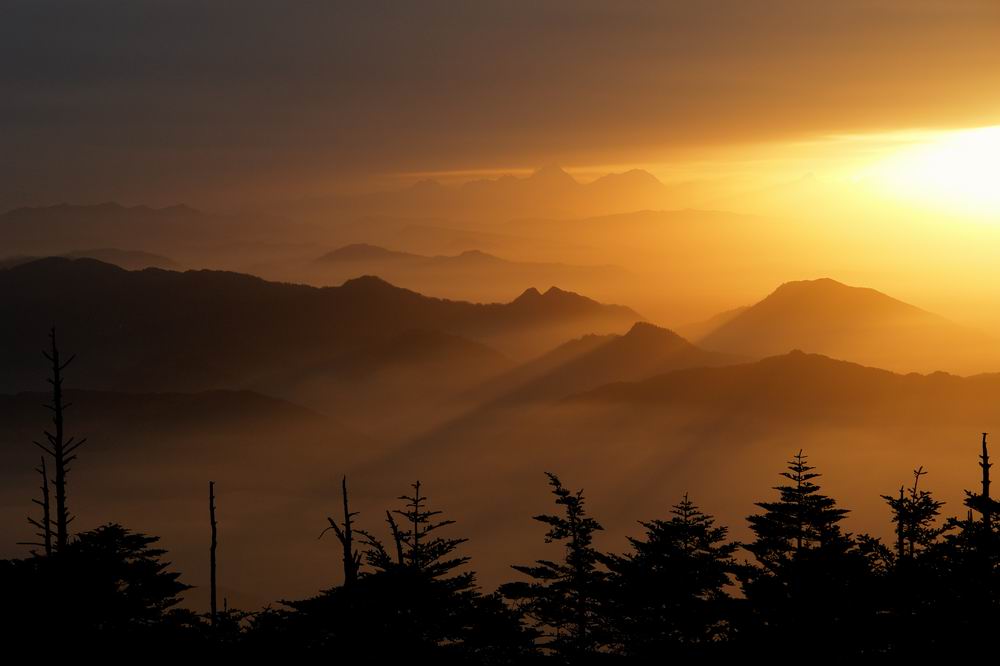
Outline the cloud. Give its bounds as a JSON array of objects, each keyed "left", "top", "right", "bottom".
[{"left": 2, "top": 0, "right": 998, "bottom": 206}]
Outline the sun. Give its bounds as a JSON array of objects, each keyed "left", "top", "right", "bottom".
[{"left": 865, "top": 125, "right": 1000, "bottom": 217}]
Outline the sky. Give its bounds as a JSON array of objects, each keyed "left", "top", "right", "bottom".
[{"left": 2, "top": 0, "right": 999, "bottom": 208}]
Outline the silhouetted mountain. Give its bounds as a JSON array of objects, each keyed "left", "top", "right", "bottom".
[
  {"left": 0, "top": 202, "right": 311, "bottom": 271},
  {"left": 259, "top": 329, "right": 516, "bottom": 439},
  {"left": 572, "top": 349, "right": 998, "bottom": 418},
  {"left": 360, "top": 350, "right": 1000, "bottom": 589},
  {"left": 472, "top": 322, "right": 738, "bottom": 404},
  {"left": 0, "top": 258, "right": 639, "bottom": 393},
  {"left": 694, "top": 278, "right": 992, "bottom": 373},
  {"left": 315, "top": 244, "right": 624, "bottom": 283},
  {"left": 1, "top": 248, "right": 179, "bottom": 271},
  {"left": 317, "top": 243, "right": 421, "bottom": 263},
  {"left": 675, "top": 305, "right": 750, "bottom": 341},
  {"left": 281, "top": 166, "right": 677, "bottom": 221}
]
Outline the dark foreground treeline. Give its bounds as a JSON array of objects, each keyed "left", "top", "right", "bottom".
[{"left": 5, "top": 334, "right": 1000, "bottom": 660}]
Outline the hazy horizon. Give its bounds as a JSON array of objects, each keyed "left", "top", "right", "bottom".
[{"left": 3, "top": 2, "right": 1000, "bottom": 655}]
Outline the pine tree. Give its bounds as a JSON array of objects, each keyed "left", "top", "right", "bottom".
[
  {"left": 362, "top": 480, "right": 473, "bottom": 591},
  {"left": 930, "top": 438, "right": 1000, "bottom": 651},
  {"left": 500, "top": 472, "right": 608, "bottom": 660},
  {"left": 608, "top": 494, "right": 738, "bottom": 657},
  {"left": 881, "top": 466, "right": 944, "bottom": 559},
  {"left": 740, "top": 451, "right": 873, "bottom": 653},
  {"left": 287, "top": 481, "right": 489, "bottom": 658}
]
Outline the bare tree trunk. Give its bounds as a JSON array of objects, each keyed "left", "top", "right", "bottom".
[
  {"left": 322, "top": 476, "right": 361, "bottom": 586},
  {"left": 896, "top": 486, "right": 905, "bottom": 559},
  {"left": 209, "top": 480, "right": 218, "bottom": 626},
  {"left": 386, "top": 511, "right": 405, "bottom": 565},
  {"left": 981, "top": 433, "right": 992, "bottom": 531},
  {"left": 338, "top": 476, "right": 359, "bottom": 585},
  {"left": 21, "top": 456, "right": 53, "bottom": 556},
  {"left": 34, "top": 328, "right": 85, "bottom": 552}
]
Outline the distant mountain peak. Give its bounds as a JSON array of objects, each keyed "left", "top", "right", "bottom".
[
  {"left": 339, "top": 274, "right": 398, "bottom": 291},
  {"left": 592, "top": 168, "right": 663, "bottom": 186},
  {"left": 772, "top": 277, "right": 848, "bottom": 293},
  {"left": 514, "top": 287, "right": 542, "bottom": 302},
  {"left": 318, "top": 243, "right": 416, "bottom": 262},
  {"left": 526, "top": 165, "right": 578, "bottom": 186},
  {"left": 763, "top": 277, "right": 917, "bottom": 312},
  {"left": 8, "top": 255, "right": 126, "bottom": 276},
  {"left": 455, "top": 249, "right": 496, "bottom": 259},
  {"left": 622, "top": 321, "right": 686, "bottom": 343}
]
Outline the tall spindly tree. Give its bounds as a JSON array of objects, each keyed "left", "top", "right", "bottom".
[
  {"left": 32, "top": 328, "right": 86, "bottom": 551},
  {"left": 501, "top": 472, "right": 609, "bottom": 660}
]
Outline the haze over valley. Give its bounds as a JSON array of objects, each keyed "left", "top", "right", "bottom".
[{"left": 3, "top": 2, "right": 1000, "bottom": 656}]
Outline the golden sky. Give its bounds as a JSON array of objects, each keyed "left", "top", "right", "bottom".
[{"left": 1, "top": 1, "right": 998, "bottom": 208}]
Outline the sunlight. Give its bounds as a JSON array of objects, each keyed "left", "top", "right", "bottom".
[{"left": 865, "top": 125, "right": 1000, "bottom": 217}]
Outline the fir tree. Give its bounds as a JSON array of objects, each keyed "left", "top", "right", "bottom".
[
  {"left": 882, "top": 466, "right": 945, "bottom": 559},
  {"left": 608, "top": 493, "right": 738, "bottom": 657},
  {"left": 740, "top": 451, "right": 874, "bottom": 654},
  {"left": 500, "top": 472, "right": 608, "bottom": 660}
]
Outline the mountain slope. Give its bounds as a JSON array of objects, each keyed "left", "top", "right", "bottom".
[
  {"left": 258, "top": 329, "right": 516, "bottom": 439},
  {"left": 695, "top": 278, "right": 992, "bottom": 373},
  {"left": 1, "top": 248, "right": 179, "bottom": 271},
  {"left": 310, "top": 243, "right": 629, "bottom": 304},
  {"left": 352, "top": 351, "right": 1000, "bottom": 587},
  {"left": 282, "top": 165, "right": 676, "bottom": 222},
  {"left": 0, "top": 257, "right": 640, "bottom": 393},
  {"left": 472, "top": 322, "right": 739, "bottom": 404}
]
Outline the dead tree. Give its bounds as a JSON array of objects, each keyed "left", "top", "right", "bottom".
[
  {"left": 19, "top": 456, "right": 54, "bottom": 556},
  {"left": 209, "top": 480, "right": 218, "bottom": 626},
  {"left": 320, "top": 476, "right": 362, "bottom": 586},
  {"left": 895, "top": 485, "right": 905, "bottom": 559},
  {"left": 980, "top": 433, "right": 992, "bottom": 531},
  {"left": 33, "top": 328, "right": 85, "bottom": 551}
]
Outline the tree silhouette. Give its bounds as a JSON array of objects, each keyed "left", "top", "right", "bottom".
[
  {"left": 19, "top": 456, "right": 54, "bottom": 556},
  {"left": 32, "top": 328, "right": 85, "bottom": 551},
  {"left": 882, "top": 466, "right": 944, "bottom": 559},
  {"left": 282, "top": 480, "right": 522, "bottom": 660},
  {"left": 319, "top": 476, "right": 361, "bottom": 587},
  {"left": 501, "top": 472, "right": 608, "bottom": 660},
  {"left": 0, "top": 523, "right": 191, "bottom": 652},
  {"left": 607, "top": 493, "right": 738, "bottom": 657},
  {"left": 209, "top": 480, "right": 219, "bottom": 627},
  {"left": 740, "top": 451, "right": 874, "bottom": 653}
]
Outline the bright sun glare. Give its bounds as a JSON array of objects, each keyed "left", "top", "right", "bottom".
[{"left": 866, "top": 125, "right": 1000, "bottom": 217}]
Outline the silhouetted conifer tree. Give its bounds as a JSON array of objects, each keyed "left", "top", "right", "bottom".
[
  {"left": 607, "top": 493, "right": 738, "bottom": 657},
  {"left": 0, "top": 523, "right": 191, "bottom": 654},
  {"left": 882, "top": 466, "right": 944, "bottom": 559},
  {"left": 740, "top": 451, "right": 874, "bottom": 654},
  {"left": 283, "top": 481, "right": 535, "bottom": 662},
  {"left": 501, "top": 472, "right": 609, "bottom": 660},
  {"left": 928, "top": 438, "right": 1000, "bottom": 653}
]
